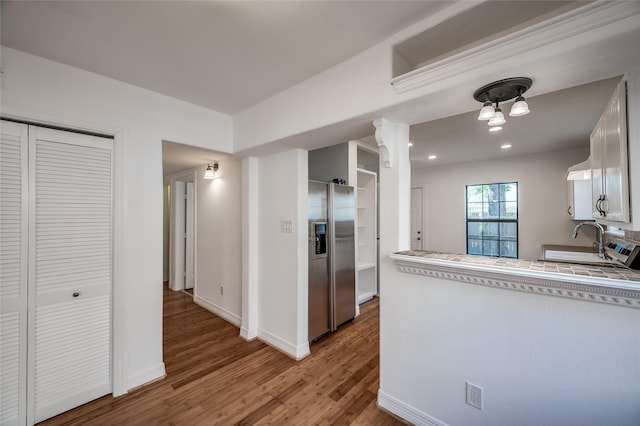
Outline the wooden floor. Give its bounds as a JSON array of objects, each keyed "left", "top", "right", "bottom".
[{"left": 40, "top": 288, "right": 404, "bottom": 425}]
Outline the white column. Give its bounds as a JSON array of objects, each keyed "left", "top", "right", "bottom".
[
  {"left": 374, "top": 118, "right": 411, "bottom": 392},
  {"left": 240, "top": 156, "right": 259, "bottom": 340}
]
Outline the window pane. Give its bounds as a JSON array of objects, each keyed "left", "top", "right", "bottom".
[
  {"left": 500, "top": 241, "right": 517, "bottom": 258},
  {"left": 501, "top": 183, "right": 518, "bottom": 202},
  {"left": 468, "top": 222, "right": 482, "bottom": 238},
  {"left": 468, "top": 238, "right": 483, "bottom": 255},
  {"left": 500, "top": 202, "right": 518, "bottom": 219},
  {"left": 483, "top": 184, "right": 499, "bottom": 203},
  {"left": 467, "top": 202, "right": 483, "bottom": 219},
  {"left": 483, "top": 222, "right": 498, "bottom": 238},
  {"left": 467, "top": 185, "right": 483, "bottom": 203},
  {"left": 483, "top": 240, "right": 499, "bottom": 257},
  {"left": 500, "top": 222, "right": 517, "bottom": 240}
]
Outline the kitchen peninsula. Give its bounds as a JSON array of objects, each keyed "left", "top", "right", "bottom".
[
  {"left": 391, "top": 250, "right": 640, "bottom": 308},
  {"left": 379, "top": 250, "right": 640, "bottom": 425}
]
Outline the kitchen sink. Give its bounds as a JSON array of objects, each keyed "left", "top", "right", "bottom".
[{"left": 540, "top": 244, "right": 618, "bottom": 266}]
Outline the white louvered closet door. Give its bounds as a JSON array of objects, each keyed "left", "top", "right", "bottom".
[
  {"left": 0, "top": 121, "right": 28, "bottom": 426},
  {"left": 28, "top": 126, "right": 113, "bottom": 423}
]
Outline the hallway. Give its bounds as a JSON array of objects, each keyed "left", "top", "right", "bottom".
[{"left": 40, "top": 288, "right": 403, "bottom": 425}]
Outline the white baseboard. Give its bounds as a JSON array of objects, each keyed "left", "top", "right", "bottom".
[
  {"left": 258, "top": 328, "right": 310, "bottom": 360},
  {"left": 194, "top": 295, "right": 242, "bottom": 327},
  {"left": 127, "top": 362, "right": 166, "bottom": 391},
  {"left": 378, "top": 389, "right": 449, "bottom": 426},
  {"left": 240, "top": 326, "right": 258, "bottom": 341}
]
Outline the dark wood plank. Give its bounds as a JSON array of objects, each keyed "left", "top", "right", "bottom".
[{"left": 38, "top": 292, "right": 404, "bottom": 425}]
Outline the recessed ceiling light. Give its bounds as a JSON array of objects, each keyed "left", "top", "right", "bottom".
[
  {"left": 428, "top": 155, "right": 437, "bottom": 160},
  {"left": 489, "top": 126, "right": 502, "bottom": 132},
  {"left": 408, "top": 142, "right": 414, "bottom": 147},
  {"left": 501, "top": 144, "right": 512, "bottom": 149}
]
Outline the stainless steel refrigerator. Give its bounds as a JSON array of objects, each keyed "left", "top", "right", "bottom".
[{"left": 308, "top": 181, "right": 356, "bottom": 342}]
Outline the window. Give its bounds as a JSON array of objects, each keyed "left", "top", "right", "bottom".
[{"left": 466, "top": 182, "right": 518, "bottom": 258}]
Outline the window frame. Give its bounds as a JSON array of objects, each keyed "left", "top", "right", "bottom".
[{"left": 465, "top": 182, "right": 519, "bottom": 258}]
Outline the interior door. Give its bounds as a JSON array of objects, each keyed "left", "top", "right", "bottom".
[
  {"left": 0, "top": 121, "right": 29, "bottom": 425},
  {"left": 28, "top": 126, "right": 113, "bottom": 423},
  {"left": 410, "top": 187, "right": 423, "bottom": 250}
]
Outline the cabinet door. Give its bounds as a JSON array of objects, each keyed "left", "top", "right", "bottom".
[
  {"left": 602, "top": 80, "right": 630, "bottom": 222},
  {"left": 590, "top": 120, "right": 605, "bottom": 218}
]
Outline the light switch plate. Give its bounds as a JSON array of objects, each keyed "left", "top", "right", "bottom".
[{"left": 280, "top": 220, "right": 293, "bottom": 233}]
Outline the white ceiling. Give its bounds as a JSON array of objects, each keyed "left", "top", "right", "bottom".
[
  {"left": 3, "top": 1, "right": 638, "bottom": 176},
  {"left": 409, "top": 76, "right": 622, "bottom": 169},
  {"left": 1, "top": 0, "right": 449, "bottom": 115}
]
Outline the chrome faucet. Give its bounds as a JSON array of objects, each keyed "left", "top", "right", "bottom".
[{"left": 572, "top": 222, "right": 606, "bottom": 259}]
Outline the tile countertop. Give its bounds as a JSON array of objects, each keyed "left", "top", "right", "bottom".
[{"left": 394, "top": 250, "right": 640, "bottom": 282}]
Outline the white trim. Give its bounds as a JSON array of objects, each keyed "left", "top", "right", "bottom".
[
  {"left": 194, "top": 294, "right": 242, "bottom": 327},
  {"left": 390, "top": 2, "right": 640, "bottom": 93},
  {"left": 240, "top": 157, "right": 259, "bottom": 341},
  {"left": 257, "top": 328, "right": 310, "bottom": 361},
  {"left": 126, "top": 363, "right": 166, "bottom": 391},
  {"left": 2, "top": 102, "right": 128, "bottom": 398},
  {"left": 391, "top": 253, "right": 640, "bottom": 309},
  {"left": 378, "top": 390, "right": 449, "bottom": 426}
]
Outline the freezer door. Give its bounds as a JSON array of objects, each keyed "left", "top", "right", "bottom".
[
  {"left": 330, "top": 184, "right": 356, "bottom": 329},
  {"left": 308, "top": 182, "right": 330, "bottom": 341}
]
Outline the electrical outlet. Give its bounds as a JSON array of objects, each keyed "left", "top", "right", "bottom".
[
  {"left": 220, "top": 286, "right": 224, "bottom": 296},
  {"left": 466, "top": 382, "right": 483, "bottom": 410}
]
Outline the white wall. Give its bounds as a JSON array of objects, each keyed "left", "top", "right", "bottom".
[
  {"left": 0, "top": 47, "right": 233, "bottom": 393},
  {"left": 380, "top": 270, "right": 640, "bottom": 425},
  {"left": 411, "top": 148, "right": 594, "bottom": 260},
  {"left": 256, "top": 149, "right": 310, "bottom": 359},
  {"left": 194, "top": 160, "right": 243, "bottom": 325},
  {"left": 308, "top": 143, "right": 349, "bottom": 183}
]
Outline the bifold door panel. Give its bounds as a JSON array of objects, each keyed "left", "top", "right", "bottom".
[
  {"left": 0, "top": 121, "right": 113, "bottom": 425},
  {"left": 0, "top": 121, "right": 29, "bottom": 425}
]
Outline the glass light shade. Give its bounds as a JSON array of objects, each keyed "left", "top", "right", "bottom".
[
  {"left": 477, "top": 102, "right": 495, "bottom": 120},
  {"left": 488, "top": 109, "right": 505, "bottom": 126},
  {"left": 509, "top": 97, "right": 530, "bottom": 116},
  {"left": 203, "top": 164, "right": 216, "bottom": 179}
]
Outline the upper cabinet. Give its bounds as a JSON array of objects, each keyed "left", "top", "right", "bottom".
[{"left": 590, "top": 77, "right": 630, "bottom": 223}]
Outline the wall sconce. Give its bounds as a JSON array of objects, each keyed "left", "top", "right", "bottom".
[{"left": 203, "top": 162, "right": 218, "bottom": 179}]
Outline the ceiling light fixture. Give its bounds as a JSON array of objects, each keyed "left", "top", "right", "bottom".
[
  {"left": 501, "top": 144, "right": 513, "bottom": 149},
  {"left": 474, "top": 77, "right": 532, "bottom": 131},
  {"left": 203, "top": 162, "right": 219, "bottom": 179},
  {"left": 428, "top": 154, "right": 437, "bottom": 160},
  {"left": 489, "top": 126, "right": 503, "bottom": 132},
  {"left": 408, "top": 142, "right": 414, "bottom": 147}
]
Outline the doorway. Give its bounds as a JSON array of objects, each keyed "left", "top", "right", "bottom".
[{"left": 167, "top": 174, "right": 195, "bottom": 293}]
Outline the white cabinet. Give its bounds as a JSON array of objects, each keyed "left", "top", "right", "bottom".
[
  {"left": 567, "top": 179, "right": 593, "bottom": 221},
  {"left": 356, "top": 169, "right": 377, "bottom": 303},
  {"left": 590, "top": 78, "right": 630, "bottom": 222},
  {"left": 566, "top": 159, "right": 592, "bottom": 221}
]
